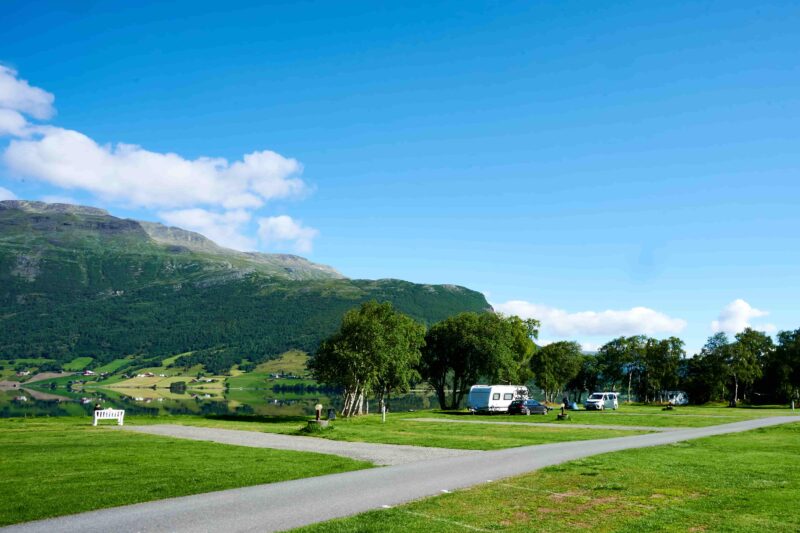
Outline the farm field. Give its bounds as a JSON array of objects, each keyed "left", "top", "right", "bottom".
[
  {"left": 294, "top": 422, "right": 800, "bottom": 533},
  {"left": 0, "top": 417, "right": 371, "bottom": 527}
]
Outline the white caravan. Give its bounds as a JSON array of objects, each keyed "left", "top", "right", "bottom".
[
  {"left": 666, "top": 391, "right": 689, "bottom": 405},
  {"left": 584, "top": 391, "right": 619, "bottom": 410},
  {"left": 467, "top": 385, "right": 528, "bottom": 413}
]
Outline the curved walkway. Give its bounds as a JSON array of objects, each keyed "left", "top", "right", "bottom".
[
  {"left": 407, "top": 417, "right": 678, "bottom": 432},
  {"left": 3, "top": 416, "right": 798, "bottom": 533},
  {"left": 117, "top": 424, "right": 479, "bottom": 465}
]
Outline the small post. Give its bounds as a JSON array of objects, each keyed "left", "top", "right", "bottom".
[{"left": 381, "top": 402, "right": 386, "bottom": 423}]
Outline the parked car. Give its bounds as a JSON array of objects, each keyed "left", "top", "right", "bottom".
[
  {"left": 584, "top": 392, "right": 619, "bottom": 410},
  {"left": 507, "top": 399, "right": 549, "bottom": 415}
]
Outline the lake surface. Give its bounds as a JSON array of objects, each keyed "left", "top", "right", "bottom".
[{"left": 0, "top": 385, "right": 442, "bottom": 418}]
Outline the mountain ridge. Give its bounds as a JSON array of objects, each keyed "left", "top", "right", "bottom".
[{"left": 0, "top": 199, "right": 491, "bottom": 372}]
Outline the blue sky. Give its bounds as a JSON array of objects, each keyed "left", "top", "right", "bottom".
[{"left": 1, "top": 0, "right": 798, "bottom": 353}]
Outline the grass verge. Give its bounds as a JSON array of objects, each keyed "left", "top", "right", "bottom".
[
  {"left": 0, "top": 417, "right": 371, "bottom": 527},
  {"left": 293, "top": 422, "right": 800, "bottom": 532},
  {"left": 149, "top": 412, "right": 647, "bottom": 450}
]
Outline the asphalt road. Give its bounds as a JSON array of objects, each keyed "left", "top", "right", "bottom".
[{"left": 4, "top": 415, "right": 798, "bottom": 533}]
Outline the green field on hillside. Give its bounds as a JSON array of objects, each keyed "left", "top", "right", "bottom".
[
  {"left": 296, "top": 422, "right": 800, "bottom": 533},
  {"left": 0, "top": 417, "right": 371, "bottom": 527},
  {"left": 62, "top": 357, "right": 93, "bottom": 371}
]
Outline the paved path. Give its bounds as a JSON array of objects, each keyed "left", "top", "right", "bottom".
[
  {"left": 116, "top": 424, "right": 479, "bottom": 465},
  {"left": 407, "top": 417, "right": 679, "bottom": 432},
  {"left": 4, "top": 416, "right": 798, "bottom": 533}
]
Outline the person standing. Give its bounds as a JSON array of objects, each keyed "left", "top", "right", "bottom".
[{"left": 314, "top": 401, "right": 323, "bottom": 421}]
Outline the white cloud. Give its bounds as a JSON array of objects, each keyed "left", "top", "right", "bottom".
[
  {"left": 257, "top": 215, "right": 318, "bottom": 254},
  {"left": 159, "top": 208, "right": 255, "bottom": 251},
  {"left": 0, "top": 67, "right": 320, "bottom": 256},
  {"left": 0, "top": 66, "right": 55, "bottom": 120},
  {"left": 0, "top": 186, "right": 17, "bottom": 201},
  {"left": 0, "top": 109, "right": 30, "bottom": 137},
  {"left": 4, "top": 127, "right": 307, "bottom": 210},
  {"left": 711, "top": 299, "right": 775, "bottom": 334},
  {"left": 494, "top": 300, "right": 687, "bottom": 337}
]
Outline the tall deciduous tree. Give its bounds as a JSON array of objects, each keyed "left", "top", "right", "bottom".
[
  {"left": 530, "top": 341, "right": 582, "bottom": 402},
  {"left": 420, "top": 312, "right": 538, "bottom": 410},
  {"left": 309, "top": 301, "right": 425, "bottom": 417},
  {"left": 727, "top": 328, "right": 772, "bottom": 405}
]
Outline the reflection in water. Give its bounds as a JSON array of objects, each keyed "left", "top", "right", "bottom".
[{"left": 0, "top": 387, "right": 447, "bottom": 418}]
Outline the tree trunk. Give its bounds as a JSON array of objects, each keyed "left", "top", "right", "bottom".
[{"left": 627, "top": 372, "right": 633, "bottom": 403}]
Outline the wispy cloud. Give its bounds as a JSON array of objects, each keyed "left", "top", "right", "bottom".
[
  {"left": 0, "top": 185, "right": 16, "bottom": 201},
  {"left": 257, "top": 215, "right": 319, "bottom": 254},
  {"left": 493, "top": 300, "right": 687, "bottom": 337}
]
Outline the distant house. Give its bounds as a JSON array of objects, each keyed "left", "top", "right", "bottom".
[
  {"left": 83, "top": 370, "right": 96, "bottom": 376},
  {"left": 16, "top": 370, "right": 30, "bottom": 377},
  {"left": 14, "top": 395, "right": 28, "bottom": 402}
]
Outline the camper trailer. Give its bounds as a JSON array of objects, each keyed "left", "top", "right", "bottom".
[{"left": 467, "top": 385, "right": 528, "bottom": 413}]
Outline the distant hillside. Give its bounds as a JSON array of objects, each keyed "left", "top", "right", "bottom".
[{"left": 0, "top": 200, "right": 491, "bottom": 372}]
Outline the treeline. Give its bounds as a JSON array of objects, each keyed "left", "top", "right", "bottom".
[{"left": 310, "top": 302, "right": 800, "bottom": 413}]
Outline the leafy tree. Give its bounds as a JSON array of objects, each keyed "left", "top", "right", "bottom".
[
  {"left": 565, "top": 354, "right": 600, "bottom": 403},
  {"left": 639, "top": 337, "right": 684, "bottom": 402},
  {"left": 420, "top": 312, "right": 538, "bottom": 410},
  {"left": 763, "top": 328, "right": 800, "bottom": 405},
  {"left": 309, "top": 301, "right": 425, "bottom": 417},
  {"left": 530, "top": 341, "right": 582, "bottom": 402},
  {"left": 597, "top": 336, "right": 647, "bottom": 401},
  {"left": 727, "top": 328, "right": 772, "bottom": 405}
]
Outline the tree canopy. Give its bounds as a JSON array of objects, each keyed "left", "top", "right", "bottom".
[
  {"left": 308, "top": 301, "right": 425, "bottom": 417},
  {"left": 420, "top": 312, "right": 539, "bottom": 410}
]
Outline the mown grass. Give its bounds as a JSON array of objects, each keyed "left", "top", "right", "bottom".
[
  {"left": 295, "top": 422, "right": 800, "bottom": 533},
  {"left": 150, "top": 412, "right": 647, "bottom": 450},
  {"left": 0, "top": 417, "right": 371, "bottom": 527},
  {"left": 427, "top": 404, "right": 796, "bottom": 428}
]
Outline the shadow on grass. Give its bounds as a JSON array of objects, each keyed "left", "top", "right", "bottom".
[{"left": 205, "top": 414, "right": 310, "bottom": 424}]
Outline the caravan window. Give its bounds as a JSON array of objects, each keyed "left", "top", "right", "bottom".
[
  {"left": 503, "top": 393, "right": 513, "bottom": 400},
  {"left": 492, "top": 393, "right": 500, "bottom": 400}
]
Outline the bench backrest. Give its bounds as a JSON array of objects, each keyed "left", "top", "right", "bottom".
[{"left": 95, "top": 409, "right": 124, "bottom": 418}]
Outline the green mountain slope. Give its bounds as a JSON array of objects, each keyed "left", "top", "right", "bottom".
[{"left": 0, "top": 201, "right": 490, "bottom": 372}]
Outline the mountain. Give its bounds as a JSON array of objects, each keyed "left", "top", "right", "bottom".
[{"left": 0, "top": 200, "right": 491, "bottom": 372}]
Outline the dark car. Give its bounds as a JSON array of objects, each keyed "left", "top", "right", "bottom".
[{"left": 507, "top": 399, "right": 548, "bottom": 415}]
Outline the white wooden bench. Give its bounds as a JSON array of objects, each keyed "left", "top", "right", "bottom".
[{"left": 93, "top": 408, "right": 125, "bottom": 426}]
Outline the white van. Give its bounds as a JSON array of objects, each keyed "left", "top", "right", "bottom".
[
  {"left": 666, "top": 391, "right": 689, "bottom": 406},
  {"left": 467, "top": 385, "right": 528, "bottom": 413},
  {"left": 584, "top": 392, "right": 618, "bottom": 410}
]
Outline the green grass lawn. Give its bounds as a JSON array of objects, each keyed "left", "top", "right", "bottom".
[
  {"left": 425, "top": 404, "right": 796, "bottom": 428},
  {"left": 154, "top": 412, "right": 648, "bottom": 450},
  {"left": 295, "top": 422, "right": 800, "bottom": 533},
  {"left": 0, "top": 417, "right": 371, "bottom": 527}
]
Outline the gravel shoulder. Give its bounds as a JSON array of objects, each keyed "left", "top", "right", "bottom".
[{"left": 118, "top": 424, "right": 481, "bottom": 465}]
